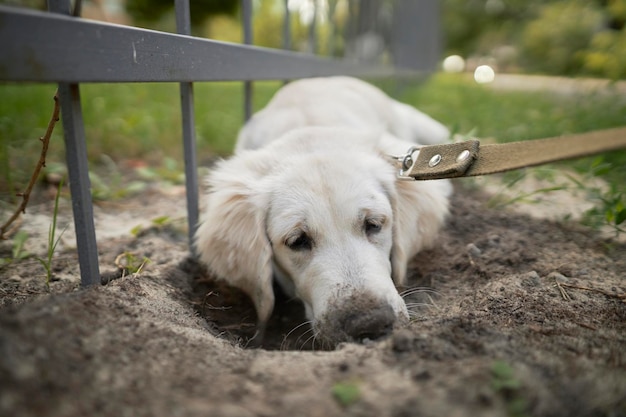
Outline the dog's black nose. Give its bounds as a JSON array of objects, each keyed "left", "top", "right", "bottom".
[{"left": 344, "top": 305, "right": 395, "bottom": 342}]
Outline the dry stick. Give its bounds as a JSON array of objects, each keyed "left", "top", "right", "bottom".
[
  {"left": 559, "top": 282, "right": 626, "bottom": 300},
  {"left": 554, "top": 280, "right": 572, "bottom": 301},
  {"left": 0, "top": 90, "right": 60, "bottom": 239}
]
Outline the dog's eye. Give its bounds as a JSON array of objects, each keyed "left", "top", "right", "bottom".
[
  {"left": 285, "top": 232, "right": 313, "bottom": 251},
  {"left": 364, "top": 219, "right": 383, "bottom": 236}
]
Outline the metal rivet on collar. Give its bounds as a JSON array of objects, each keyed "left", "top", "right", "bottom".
[
  {"left": 428, "top": 154, "right": 442, "bottom": 167},
  {"left": 456, "top": 149, "right": 470, "bottom": 162}
]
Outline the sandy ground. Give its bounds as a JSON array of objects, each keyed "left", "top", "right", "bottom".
[{"left": 0, "top": 178, "right": 625, "bottom": 417}]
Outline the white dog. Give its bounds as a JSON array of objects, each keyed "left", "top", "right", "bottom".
[{"left": 195, "top": 77, "right": 452, "bottom": 347}]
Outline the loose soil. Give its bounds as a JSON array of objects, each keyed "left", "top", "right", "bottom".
[{"left": 0, "top": 179, "right": 624, "bottom": 417}]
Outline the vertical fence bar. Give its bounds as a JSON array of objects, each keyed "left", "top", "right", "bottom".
[
  {"left": 391, "top": 0, "right": 441, "bottom": 72},
  {"left": 242, "top": 0, "right": 253, "bottom": 121},
  {"left": 283, "top": 0, "right": 291, "bottom": 51},
  {"left": 327, "top": 0, "right": 338, "bottom": 57},
  {"left": 175, "top": 0, "right": 199, "bottom": 251},
  {"left": 282, "top": 0, "right": 291, "bottom": 85},
  {"left": 308, "top": 0, "right": 318, "bottom": 54},
  {"left": 48, "top": 0, "right": 70, "bottom": 14},
  {"left": 48, "top": 0, "right": 101, "bottom": 286}
]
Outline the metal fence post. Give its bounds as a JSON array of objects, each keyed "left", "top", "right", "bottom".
[
  {"left": 175, "top": 0, "right": 200, "bottom": 252},
  {"left": 283, "top": 0, "right": 291, "bottom": 51},
  {"left": 242, "top": 0, "right": 253, "bottom": 121},
  {"left": 308, "top": 0, "right": 318, "bottom": 54},
  {"left": 48, "top": 0, "right": 101, "bottom": 287},
  {"left": 391, "top": 0, "right": 441, "bottom": 72}
]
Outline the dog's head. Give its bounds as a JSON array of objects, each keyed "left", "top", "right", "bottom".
[{"left": 195, "top": 128, "right": 450, "bottom": 347}]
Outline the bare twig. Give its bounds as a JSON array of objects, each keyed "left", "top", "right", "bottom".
[
  {"left": 134, "top": 258, "right": 149, "bottom": 275},
  {"left": 0, "top": 90, "right": 61, "bottom": 239},
  {"left": 559, "top": 282, "right": 625, "bottom": 300},
  {"left": 202, "top": 291, "right": 232, "bottom": 316},
  {"left": 554, "top": 280, "right": 571, "bottom": 301},
  {"left": 114, "top": 252, "right": 127, "bottom": 270}
]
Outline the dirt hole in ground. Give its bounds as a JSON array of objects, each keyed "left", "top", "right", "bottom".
[
  {"left": 181, "top": 255, "right": 440, "bottom": 351},
  {"left": 181, "top": 256, "right": 313, "bottom": 350}
]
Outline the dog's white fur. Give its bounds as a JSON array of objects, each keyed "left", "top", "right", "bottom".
[{"left": 195, "top": 77, "right": 451, "bottom": 346}]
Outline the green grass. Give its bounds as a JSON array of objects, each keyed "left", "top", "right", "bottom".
[
  {"left": 36, "top": 178, "right": 67, "bottom": 288},
  {"left": 0, "top": 81, "right": 282, "bottom": 196},
  {"left": 395, "top": 73, "right": 626, "bottom": 142},
  {"left": 1, "top": 74, "right": 625, "bottom": 214},
  {"left": 490, "top": 361, "right": 528, "bottom": 417}
]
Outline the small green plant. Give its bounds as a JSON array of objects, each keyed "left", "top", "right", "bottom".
[
  {"left": 90, "top": 155, "right": 147, "bottom": 201},
  {"left": 150, "top": 215, "right": 171, "bottom": 227},
  {"left": 570, "top": 156, "right": 626, "bottom": 236},
  {"left": 580, "top": 183, "right": 626, "bottom": 235},
  {"left": 135, "top": 157, "right": 185, "bottom": 185},
  {"left": 490, "top": 361, "right": 528, "bottom": 417},
  {"left": 487, "top": 169, "right": 568, "bottom": 209},
  {"left": 130, "top": 215, "right": 172, "bottom": 237},
  {"left": 11, "top": 230, "right": 29, "bottom": 260},
  {"left": 36, "top": 179, "right": 68, "bottom": 288},
  {"left": 484, "top": 155, "right": 625, "bottom": 238},
  {"left": 114, "top": 251, "right": 150, "bottom": 275},
  {"left": 491, "top": 361, "right": 522, "bottom": 391},
  {"left": 331, "top": 381, "right": 361, "bottom": 407},
  {"left": 0, "top": 230, "right": 30, "bottom": 267}
]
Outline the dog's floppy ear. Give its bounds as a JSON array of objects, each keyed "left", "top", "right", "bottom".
[
  {"left": 194, "top": 153, "right": 275, "bottom": 327},
  {"left": 387, "top": 179, "right": 451, "bottom": 286},
  {"left": 376, "top": 133, "right": 452, "bottom": 286}
]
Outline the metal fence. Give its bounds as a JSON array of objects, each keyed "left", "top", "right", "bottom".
[{"left": 0, "top": 0, "right": 440, "bottom": 287}]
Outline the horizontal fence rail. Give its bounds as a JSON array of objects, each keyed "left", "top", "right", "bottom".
[
  {"left": 0, "top": 5, "right": 413, "bottom": 83},
  {"left": 0, "top": 1, "right": 440, "bottom": 287}
]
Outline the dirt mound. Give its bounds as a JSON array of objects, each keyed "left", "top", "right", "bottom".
[{"left": 0, "top": 184, "right": 624, "bottom": 417}]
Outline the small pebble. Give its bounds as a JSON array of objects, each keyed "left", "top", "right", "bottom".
[
  {"left": 487, "top": 234, "right": 501, "bottom": 246},
  {"left": 522, "top": 270, "right": 541, "bottom": 287},
  {"left": 466, "top": 243, "right": 482, "bottom": 257},
  {"left": 547, "top": 271, "right": 569, "bottom": 283}
]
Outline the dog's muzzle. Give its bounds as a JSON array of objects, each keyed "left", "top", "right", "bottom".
[{"left": 315, "top": 293, "right": 403, "bottom": 347}]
